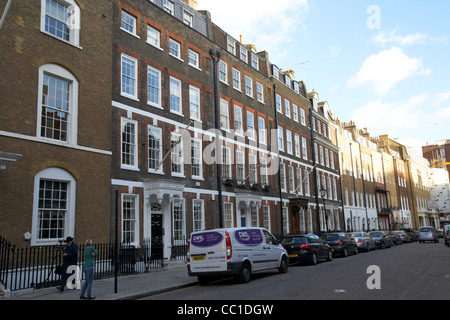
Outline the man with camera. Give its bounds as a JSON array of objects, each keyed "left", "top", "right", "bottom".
[{"left": 56, "top": 236, "right": 79, "bottom": 293}]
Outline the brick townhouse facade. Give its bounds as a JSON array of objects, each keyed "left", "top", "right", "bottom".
[
  {"left": 3, "top": 0, "right": 438, "bottom": 254},
  {"left": 0, "top": 0, "right": 113, "bottom": 246}
]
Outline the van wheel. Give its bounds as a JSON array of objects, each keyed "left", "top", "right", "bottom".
[
  {"left": 236, "top": 263, "right": 251, "bottom": 284},
  {"left": 278, "top": 257, "right": 288, "bottom": 273}
]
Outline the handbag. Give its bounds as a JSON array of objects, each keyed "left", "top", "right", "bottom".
[{"left": 55, "top": 264, "right": 63, "bottom": 275}]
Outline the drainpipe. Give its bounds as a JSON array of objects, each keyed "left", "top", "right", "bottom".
[
  {"left": 309, "top": 107, "right": 321, "bottom": 235},
  {"left": 273, "top": 84, "right": 284, "bottom": 236},
  {"left": 209, "top": 49, "right": 224, "bottom": 228},
  {"left": 0, "top": 0, "right": 13, "bottom": 31}
]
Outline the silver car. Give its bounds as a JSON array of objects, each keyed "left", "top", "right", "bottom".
[
  {"left": 351, "top": 232, "right": 377, "bottom": 252},
  {"left": 418, "top": 226, "right": 439, "bottom": 243}
]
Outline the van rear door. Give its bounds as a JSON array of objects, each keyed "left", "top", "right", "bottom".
[{"left": 189, "top": 230, "right": 228, "bottom": 273}]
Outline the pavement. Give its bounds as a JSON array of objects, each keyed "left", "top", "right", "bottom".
[{"left": 1, "top": 261, "right": 198, "bottom": 300}]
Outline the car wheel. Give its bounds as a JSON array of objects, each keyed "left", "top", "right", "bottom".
[
  {"left": 342, "top": 247, "right": 348, "bottom": 257},
  {"left": 326, "top": 250, "right": 333, "bottom": 261},
  {"left": 236, "top": 263, "right": 251, "bottom": 284},
  {"left": 381, "top": 242, "right": 385, "bottom": 249},
  {"left": 310, "top": 253, "right": 318, "bottom": 265},
  {"left": 278, "top": 256, "right": 288, "bottom": 273},
  {"left": 354, "top": 246, "right": 358, "bottom": 255}
]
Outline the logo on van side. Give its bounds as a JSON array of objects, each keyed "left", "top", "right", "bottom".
[
  {"left": 235, "top": 229, "right": 264, "bottom": 247},
  {"left": 191, "top": 232, "right": 224, "bottom": 248}
]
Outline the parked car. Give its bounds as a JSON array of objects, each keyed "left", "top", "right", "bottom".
[
  {"left": 418, "top": 226, "right": 439, "bottom": 243},
  {"left": 444, "top": 225, "right": 450, "bottom": 247},
  {"left": 395, "top": 230, "right": 411, "bottom": 243},
  {"left": 388, "top": 231, "right": 402, "bottom": 245},
  {"left": 281, "top": 234, "right": 333, "bottom": 265},
  {"left": 400, "top": 228, "right": 418, "bottom": 242},
  {"left": 369, "top": 231, "right": 392, "bottom": 249},
  {"left": 351, "top": 232, "right": 377, "bottom": 252},
  {"left": 321, "top": 233, "right": 358, "bottom": 257},
  {"left": 187, "top": 227, "right": 288, "bottom": 284}
]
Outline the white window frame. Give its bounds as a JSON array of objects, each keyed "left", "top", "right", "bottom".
[
  {"left": 193, "top": 199, "right": 205, "bottom": 232},
  {"left": 251, "top": 54, "right": 259, "bottom": 70},
  {"left": 232, "top": 68, "right": 241, "bottom": 91},
  {"left": 31, "top": 168, "right": 76, "bottom": 246},
  {"left": 284, "top": 99, "right": 291, "bottom": 118},
  {"left": 170, "top": 76, "right": 183, "bottom": 116},
  {"left": 220, "top": 99, "right": 230, "bottom": 130},
  {"left": 294, "top": 134, "right": 300, "bottom": 157},
  {"left": 234, "top": 105, "right": 243, "bottom": 137},
  {"left": 240, "top": 46, "right": 248, "bottom": 63},
  {"left": 37, "top": 64, "right": 79, "bottom": 145},
  {"left": 121, "top": 53, "right": 139, "bottom": 101},
  {"left": 286, "top": 129, "right": 293, "bottom": 154},
  {"left": 247, "top": 111, "right": 255, "bottom": 141},
  {"left": 258, "top": 116, "right": 266, "bottom": 145},
  {"left": 189, "top": 85, "right": 201, "bottom": 121},
  {"left": 122, "top": 194, "right": 140, "bottom": 246},
  {"left": 163, "top": 0, "right": 175, "bottom": 15},
  {"left": 191, "top": 138, "right": 203, "bottom": 179},
  {"left": 120, "top": 10, "right": 138, "bottom": 37},
  {"left": 169, "top": 38, "right": 183, "bottom": 61},
  {"left": 236, "top": 150, "right": 245, "bottom": 182},
  {"left": 245, "top": 76, "right": 253, "bottom": 98},
  {"left": 171, "top": 133, "right": 184, "bottom": 177},
  {"left": 40, "top": 0, "right": 81, "bottom": 47},
  {"left": 256, "top": 82, "right": 264, "bottom": 103},
  {"left": 121, "top": 117, "right": 138, "bottom": 170},
  {"left": 278, "top": 126, "right": 284, "bottom": 151},
  {"left": 148, "top": 125, "right": 163, "bottom": 174},
  {"left": 147, "top": 66, "right": 162, "bottom": 108},
  {"left": 219, "top": 60, "right": 228, "bottom": 84},
  {"left": 227, "top": 37, "right": 236, "bottom": 55},
  {"left": 188, "top": 49, "right": 200, "bottom": 70},
  {"left": 147, "top": 25, "right": 162, "bottom": 50}
]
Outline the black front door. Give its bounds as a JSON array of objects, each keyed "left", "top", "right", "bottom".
[{"left": 151, "top": 214, "right": 163, "bottom": 259}]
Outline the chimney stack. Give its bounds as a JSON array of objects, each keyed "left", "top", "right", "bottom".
[{"left": 182, "top": 0, "right": 198, "bottom": 10}]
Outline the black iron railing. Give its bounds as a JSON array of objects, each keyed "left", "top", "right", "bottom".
[{"left": 0, "top": 236, "right": 165, "bottom": 292}]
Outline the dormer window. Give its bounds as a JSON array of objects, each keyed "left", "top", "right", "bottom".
[{"left": 272, "top": 65, "right": 279, "bottom": 79}]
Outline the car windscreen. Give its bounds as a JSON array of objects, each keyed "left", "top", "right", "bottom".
[
  {"left": 420, "top": 227, "right": 434, "bottom": 233},
  {"left": 322, "top": 234, "right": 340, "bottom": 241},
  {"left": 370, "top": 232, "right": 382, "bottom": 237},
  {"left": 352, "top": 232, "right": 364, "bottom": 237},
  {"left": 282, "top": 237, "right": 307, "bottom": 245}
]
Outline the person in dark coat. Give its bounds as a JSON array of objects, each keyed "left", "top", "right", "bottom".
[{"left": 57, "top": 236, "right": 79, "bottom": 292}]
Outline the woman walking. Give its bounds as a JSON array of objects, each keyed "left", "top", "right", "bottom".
[{"left": 80, "top": 239, "right": 98, "bottom": 299}]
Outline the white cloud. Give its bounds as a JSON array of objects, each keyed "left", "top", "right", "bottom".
[
  {"left": 347, "top": 47, "right": 431, "bottom": 95},
  {"left": 373, "top": 28, "right": 447, "bottom": 47},
  {"left": 198, "top": 0, "right": 309, "bottom": 59}
]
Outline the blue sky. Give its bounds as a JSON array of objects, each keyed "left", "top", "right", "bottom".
[{"left": 198, "top": 0, "right": 450, "bottom": 154}]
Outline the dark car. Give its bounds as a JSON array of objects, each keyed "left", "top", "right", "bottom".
[
  {"left": 388, "top": 231, "right": 402, "bottom": 245},
  {"left": 369, "top": 231, "right": 392, "bottom": 249},
  {"left": 401, "top": 228, "right": 419, "bottom": 242},
  {"left": 321, "top": 233, "right": 358, "bottom": 257},
  {"left": 395, "top": 230, "right": 411, "bottom": 243},
  {"left": 281, "top": 234, "right": 333, "bottom": 265}
]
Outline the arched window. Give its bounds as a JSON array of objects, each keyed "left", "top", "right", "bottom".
[
  {"left": 31, "top": 168, "right": 76, "bottom": 246},
  {"left": 40, "top": 0, "right": 81, "bottom": 47},
  {"left": 37, "top": 64, "right": 78, "bottom": 145}
]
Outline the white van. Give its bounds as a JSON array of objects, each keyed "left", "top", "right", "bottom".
[{"left": 187, "top": 227, "right": 288, "bottom": 284}]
